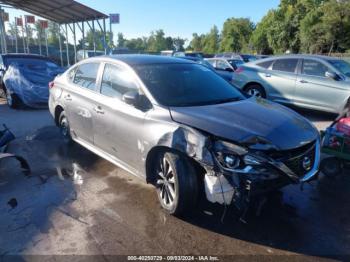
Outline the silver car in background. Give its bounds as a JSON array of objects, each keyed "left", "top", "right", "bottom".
[{"left": 232, "top": 55, "right": 350, "bottom": 114}]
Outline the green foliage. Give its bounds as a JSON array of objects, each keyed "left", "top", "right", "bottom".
[
  {"left": 118, "top": 30, "right": 185, "bottom": 52},
  {"left": 188, "top": 0, "right": 350, "bottom": 55},
  {"left": 202, "top": 26, "right": 220, "bottom": 54},
  {"left": 220, "top": 18, "right": 254, "bottom": 53}
]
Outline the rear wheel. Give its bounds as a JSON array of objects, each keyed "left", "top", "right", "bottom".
[
  {"left": 155, "top": 151, "right": 198, "bottom": 216},
  {"left": 244, "top": 84, "right": 266, "bottom": 98},
  {"left": 58, "top": 111, "right": 73, "bottom": 144},
  {"left": 321, "top": 157, "right": 342, "bottom": 178},
  {"left": 6, "top": 90, "right": 21, "bottom": 109}
]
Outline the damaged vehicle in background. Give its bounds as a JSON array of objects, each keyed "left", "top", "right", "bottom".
[
  {"left": 0, "top": 54, "right": 64, "bottom": 109},
  {"left": 49, "top": 55, "right": 320, "bottom": 215}
]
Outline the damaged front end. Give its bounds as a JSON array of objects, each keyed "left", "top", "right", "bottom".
[{"left": 204, "top": 137, "right": 320, "bottom": 211}]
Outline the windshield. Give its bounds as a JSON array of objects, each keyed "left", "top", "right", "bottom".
[
  {"left": 329, "top": 60, "right": 350, "bottom": 77},
  {"left": 135, "top": 63, "right": 245, "bottom": 107},
  {"left": 5, "top": 58, "right": 60, "bottom": 70}
]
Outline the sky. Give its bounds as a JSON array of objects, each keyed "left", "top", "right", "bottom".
[{"left": 2, "top": 0, "right": 280, "bottom": 42}]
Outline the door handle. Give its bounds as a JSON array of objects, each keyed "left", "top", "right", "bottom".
[
  {"left": 94, "top": 106, "right": 105, "bottom": 114},
  {"left": 64, "top": 94, "right": 72, "bottom": 101},
  {"left": 265, "top": 73, "right": 271, "bottom": 78},
  {"left": 299, "top": 79, "right": 308, "bottom": 84}
]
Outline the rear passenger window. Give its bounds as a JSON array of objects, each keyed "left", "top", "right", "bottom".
[
  {"left": 101, "top": 64, "right": 138, "bottom": 100},
  {"left": 257, "top": 60, "right": 273, "bottom": 69},
  {"left": 73, "top": 63, "right": 100, "bottom": 91},
  {"left": 302, "top": 59, "right": 329, "bottom": 77},
  {"left": 272, "top": 59, "right": 298, "bottom": 73}
]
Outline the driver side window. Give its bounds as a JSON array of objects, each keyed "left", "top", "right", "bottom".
[{"left": 101, "top": 63, "right": 138, "bottom": 101}]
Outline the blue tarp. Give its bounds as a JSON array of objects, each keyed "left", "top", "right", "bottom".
[{"left": 3, "top": 58, "right": 64, "bottom": 108}]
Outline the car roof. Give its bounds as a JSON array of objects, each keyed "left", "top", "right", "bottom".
[
  {"left": 259, "top": 54, "right": 342, "bottom": 61},
  {"left": 99, "top": 54, "right": 194, "bottom": 65},
  {"left": 1, "top": 53, "right": 49, "bottom": 59}
]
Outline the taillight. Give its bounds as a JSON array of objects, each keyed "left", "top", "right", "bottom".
[
  {"left": 235, "top": 67, "right": 244, "bottom": 74},
  {"left": 49, "top": 81, "right": 55, "bottom": 89}
]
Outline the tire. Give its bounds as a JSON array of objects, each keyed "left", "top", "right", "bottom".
[
  {"left": 155, "top": 151, "right": 198, "bottom": 216},
  {"left": 244, "top": 84, "right": 266, "bottom": 98},
  {"left": 58, "top": 111, "right": 73, "bottom": 144},
  {"left": 6, "top": 90, "right": 21, "bottom": 109},
  {"left": 0, "top": 84, "right": 5, "bottom": 99},
  {"left": 321, "top": 157, "right": 342, "bottom": 178}
]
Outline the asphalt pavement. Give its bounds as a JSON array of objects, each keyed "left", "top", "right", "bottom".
[{"left": 0, "top": 99, "right": 349, "bottom": 261}]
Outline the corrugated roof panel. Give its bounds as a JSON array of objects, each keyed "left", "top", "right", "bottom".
[{"left": 0, "top": 0, "right": 108, "bottom": 23}]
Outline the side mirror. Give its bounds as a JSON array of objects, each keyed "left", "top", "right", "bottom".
[
  {"left": 325, "top": 71, "right": 338, "bottom": 80},
  {"left": 225, "top": 67, "right": 234, "bottom": 72},
  {"left": 122, "top": 90, "right": 139, "bottom": 106}
]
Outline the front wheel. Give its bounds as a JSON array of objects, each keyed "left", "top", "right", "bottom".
[
  {"left": 321, "top": 157, "right": 342, "bottom": 178},
  {"left": 155, "top": 152, "right": 198, "bottom": 216}
]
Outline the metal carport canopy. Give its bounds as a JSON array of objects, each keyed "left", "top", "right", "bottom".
[{"left": 0, "top": 0, "right": 108, "bottom": 23}]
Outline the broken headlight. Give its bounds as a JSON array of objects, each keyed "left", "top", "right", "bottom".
[
  {"left": 213, "top": 140, "right": 248, "bottom": 170},
  {"left": 214, "top": 140, "right": 267, "bottom": 171}
]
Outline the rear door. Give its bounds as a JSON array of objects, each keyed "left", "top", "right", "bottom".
[
  {"left": 265, "top": 58, "right": 299, "bottom": 102},
  {"left": 63, "top": 62, "right": 102, "bottom": 144},
  {"left": 295, "top": 59, "right": 346, "bottom": 112}
]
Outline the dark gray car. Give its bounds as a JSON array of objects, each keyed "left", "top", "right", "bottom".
[
  {"left": 232, "top": 55, "right": 350, "bottom": 114},
  {"left": 49, "top": 55, "right": 320, "bottom": 215}
]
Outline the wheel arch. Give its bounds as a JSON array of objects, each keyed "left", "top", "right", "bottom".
[{"left": 144, "top": 126, "right": 212, "bottom": 184}]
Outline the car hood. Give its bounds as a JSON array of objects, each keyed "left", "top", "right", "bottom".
[{"left": 170, "top": 97, "right": 319, "bottom": 151}]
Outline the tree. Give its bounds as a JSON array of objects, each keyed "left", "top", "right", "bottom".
[
  {"left": 189, "top": 33, "right": 205, "bottom": 51},
  {"left": 300, "top": 0, "right": 350, "bottom": 53},
  {"left": 250, "top": 12, "right": 274, "bottom": 54},
  {"left": 147, "top": 30, "right": 169, "bottom": 52},
  {"left": 173, "top": 37, "right": 186, "bottom": 51},
  {"left": 220, "top": 18, "right": 254, "bottom": 53},
  {"left": 117, "top": 32, "right": 126, "bottom": 48},
  {"left": 47, "top": 21, "right": 65, "bottom": 47},
  {"left": 202, "top": 25, "right": 220, "bottom": 54}
]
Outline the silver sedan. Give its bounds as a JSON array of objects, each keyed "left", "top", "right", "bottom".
[{"left": 232, "top": 54, "right": 350, "bottom": 114}]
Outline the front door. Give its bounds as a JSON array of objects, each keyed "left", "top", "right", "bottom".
[
  {"left": 93, "top": 63, "right": 147, "bottom": 170},
  {"left": 295, "top": 59, "right": 345, "bottom": 112}
]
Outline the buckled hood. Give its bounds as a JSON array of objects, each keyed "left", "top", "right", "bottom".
[{"left": 170, "top": 97, "right": 319, "bottom": 151}]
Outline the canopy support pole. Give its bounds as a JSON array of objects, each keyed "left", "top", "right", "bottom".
[
  {"left": 58, "top": 24, "right": 63, "bottom": 67},
  {"left": 102, "top": 19, "right": 107, "bottom": 54},
  {"left": 65, "top": 23, "right": 69, "bottom": 66}
]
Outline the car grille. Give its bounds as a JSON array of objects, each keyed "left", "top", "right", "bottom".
[{"left": 268, "top": 141, "right": 316, "bottom": 177}]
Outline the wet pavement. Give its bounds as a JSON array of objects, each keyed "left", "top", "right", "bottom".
[{"left": 0, "top": 101, "right": 349, "bottom": 261}]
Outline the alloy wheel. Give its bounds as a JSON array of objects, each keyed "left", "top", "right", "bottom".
[
  {"left": 157, "top": 157, "right": 176, "bottom": 207},
  {"left": 247, "top": 88, "right": 262, "bottom": 97}
]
